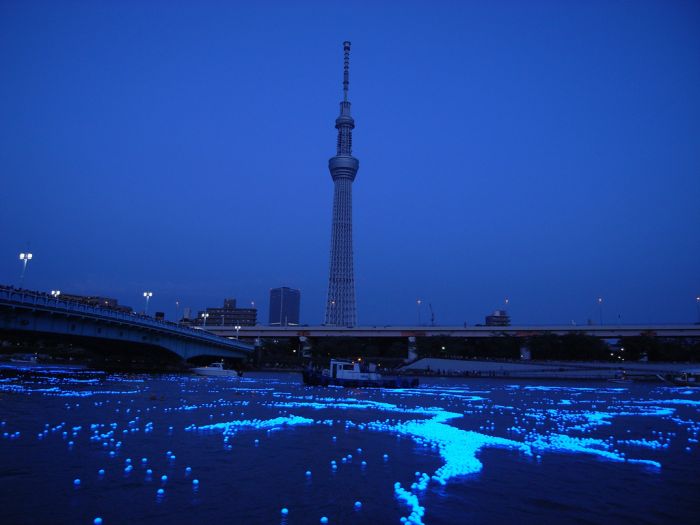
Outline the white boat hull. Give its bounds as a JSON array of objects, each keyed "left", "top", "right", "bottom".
[{"left": 192, "top": 367, "right": 240, "bottom": 377}]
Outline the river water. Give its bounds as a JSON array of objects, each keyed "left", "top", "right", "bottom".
[{"left": 0, "top": 365, "right": 698, "bottom": 524}]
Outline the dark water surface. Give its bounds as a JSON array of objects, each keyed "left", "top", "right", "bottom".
[{"left": 1, "top": 366, "right": 699, "bottom": 524}]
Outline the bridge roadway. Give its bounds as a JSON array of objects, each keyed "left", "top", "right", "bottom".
[
  {"left": 0, "top": 288, "right": 253, "bottom": 360},
  {"left": 207, "top": 324, "right": 700, "bottom": 339}
]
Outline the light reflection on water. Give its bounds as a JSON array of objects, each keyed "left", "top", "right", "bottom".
[{"left": 0, "top": 368, "right": 699, "bottom": 524}]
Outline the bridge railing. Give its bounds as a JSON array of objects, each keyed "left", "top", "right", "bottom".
[{"left": 0, "top": 287, "right": 246, "bottom": 349}]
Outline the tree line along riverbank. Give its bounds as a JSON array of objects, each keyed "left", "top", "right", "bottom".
[{"left": 2, "top": 333, "right": 698, "bottom": 373}]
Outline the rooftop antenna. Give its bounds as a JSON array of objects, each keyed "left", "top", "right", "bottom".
[{"left": 343, "top": 41, "right": 351, "bottom": 101}]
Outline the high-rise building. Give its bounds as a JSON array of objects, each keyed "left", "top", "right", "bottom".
[
  {"left": 195, "top": 298, "right": 257, "bottom": 327},
  {"left": 325, "top": 41, "right": 359, "bottom": 327},
  {"left": 485, "top": 310, "right": 511, "bottom": 326},
  {"left": 59, "top": 293, "right": 132, "bottom": 313},
  {"left": 269, "top": 287, "right": 301, "bottom": 326}
]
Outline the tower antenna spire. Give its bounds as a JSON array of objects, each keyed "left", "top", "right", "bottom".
[{"left": 343, "top": 41, "right": 351, "bottom": 101}]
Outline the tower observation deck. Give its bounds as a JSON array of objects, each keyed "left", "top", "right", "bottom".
[{"left": 325, "top": 41, "right": 359, "bottom": 326}]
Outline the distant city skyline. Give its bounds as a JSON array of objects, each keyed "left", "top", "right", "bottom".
[{"left": 1, "top": 2, "right": 698, "bottom": 326}]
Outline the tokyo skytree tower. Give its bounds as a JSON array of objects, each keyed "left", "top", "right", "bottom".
[{"left": 324, "top": 41, "right": 359, "bottom": 326}]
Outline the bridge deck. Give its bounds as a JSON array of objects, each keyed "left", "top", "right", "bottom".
[
  {"left": 207, "top": 324, "right": 700, "bottom": 339},
  {"left": 0, "top": 287, "right": 252, "bottom": 358}
]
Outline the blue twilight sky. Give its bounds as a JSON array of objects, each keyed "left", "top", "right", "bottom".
[{"left": 1, "top": 0, "right": 699, "bottom": 326}]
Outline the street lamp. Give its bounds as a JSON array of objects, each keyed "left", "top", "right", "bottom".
[
  {"left": 234, "top": 325, "right": 241, "bottom": 339},
  {"left": 696, "top": 296, "right": 700, "bottom": 324},
  {"left": 51, "top": 290, "right": 61, "bottom": 300},
  {"left": 19, "top": 252, "right": 33, "bottom": 287},
  {"left": 597, "top": 297, "right": 603, "bottom": 326},
  {"left": 201, "top": 312, "right": 209, "bottom": 327},
  {"left": 175, "top": 300, "right": 180, "bottom": 322},
  {"left": 416, "top": 299, "right": 422, "bottom": 326},
  {"left": 143, "top": 291, "right": 153, "bottom": 315}
]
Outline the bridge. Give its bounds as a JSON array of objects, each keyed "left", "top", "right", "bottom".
[
  {"left": 206, "top": 324, "right": 700, "bottom": 339},
  {"left": 0, "top": 288, "right": 253, "bottom": 360}
]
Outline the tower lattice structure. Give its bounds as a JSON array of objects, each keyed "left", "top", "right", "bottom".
[{"left": 325, "top": 41, "right": 359, "bottom": 326}]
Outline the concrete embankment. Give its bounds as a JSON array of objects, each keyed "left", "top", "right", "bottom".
[{"left": 400, "top": 357, "right": 694, "bottom": 380}]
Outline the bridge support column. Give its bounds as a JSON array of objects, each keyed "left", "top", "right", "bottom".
[
  {"left": 520, "top": 344, "right": 532, "bottom": 361},
  {"left": 299, "top": 336, "right": 312, "bottom": 358},
  {"left": 406, "top": 336, "right": 417, "bottom": 363}
]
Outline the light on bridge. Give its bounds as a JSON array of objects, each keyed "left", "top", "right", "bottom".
[
  {"left": 18, "top": 252, "right": 33, "bottom": 287},
  {"left": 143, "top": 291, "right": 153, "bottom": 315}
]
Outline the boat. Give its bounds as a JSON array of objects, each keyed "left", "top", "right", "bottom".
[
  {"left": 302, "top": 359, "right": 419, "bottom": 388},
  {"left": 608, "top": 370, "right": 633, "bottom": 384},
  {"left": 192, "top": 362, "right": 242, "bottom": 377},
  {"left": 10, "top": 353, "right": 38, "bottom": 364},
  {"left": 657, "top": 369, "right": 700, "bottom": 387},
  {"left": 608, "top": 378, "right": 633, "bottom": 384}
]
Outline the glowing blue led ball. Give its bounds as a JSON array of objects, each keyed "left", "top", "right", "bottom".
[
  {"left": 141, "top": 458, "right": 148, "bottom": 464},
  {"left": 146, "top": 469, "right": 153, "bottom": 475},
  {"left": 320, "top": 518, "right": 329, "bottom": 524},
  {"left": 161, "top": 475, "right": 168, "bottom": 482},
  {"left": 354, "top": 501, "right": 362, "bottom": 508},
  {"left": 98, "top": 469, "right": 105, "bottom": 476},
  {"left": 192, "top": 479, "right": 199, "bottom": 486},
  {"left": 305, "top": 470, "right": 312, "bottom": 477},
  {"left": 383, "top": 454, "right": 389, "bottom": 460},
  {"left": 185, "top": 466, "right": 192, "bottom": 473},
  {"left": 93, "top": 518, "right": 103, "bottom": 525},
  {"left": 157, "top": 488, "right": 164, "bottom": 496},
  {"left": 281, "top": 508, "right": 289, "bottom": 516},
  {"left": 73, "top": 478, "right": 81, "bottom": 486},
  {"left": 361, "top": 461, "right": 367, "bottom": 466}
]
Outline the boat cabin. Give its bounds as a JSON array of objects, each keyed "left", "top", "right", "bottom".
[{"left": 324, "top": 359, "right": 381, "bottom": 381}]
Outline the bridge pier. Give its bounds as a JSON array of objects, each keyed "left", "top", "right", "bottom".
[{"left": 407, "top": 336, "right": 417, "bottom": 363}]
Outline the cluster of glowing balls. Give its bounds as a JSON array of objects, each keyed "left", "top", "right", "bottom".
[{"left": 0, "top": 367, "right": 698, "bottom": 524}]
